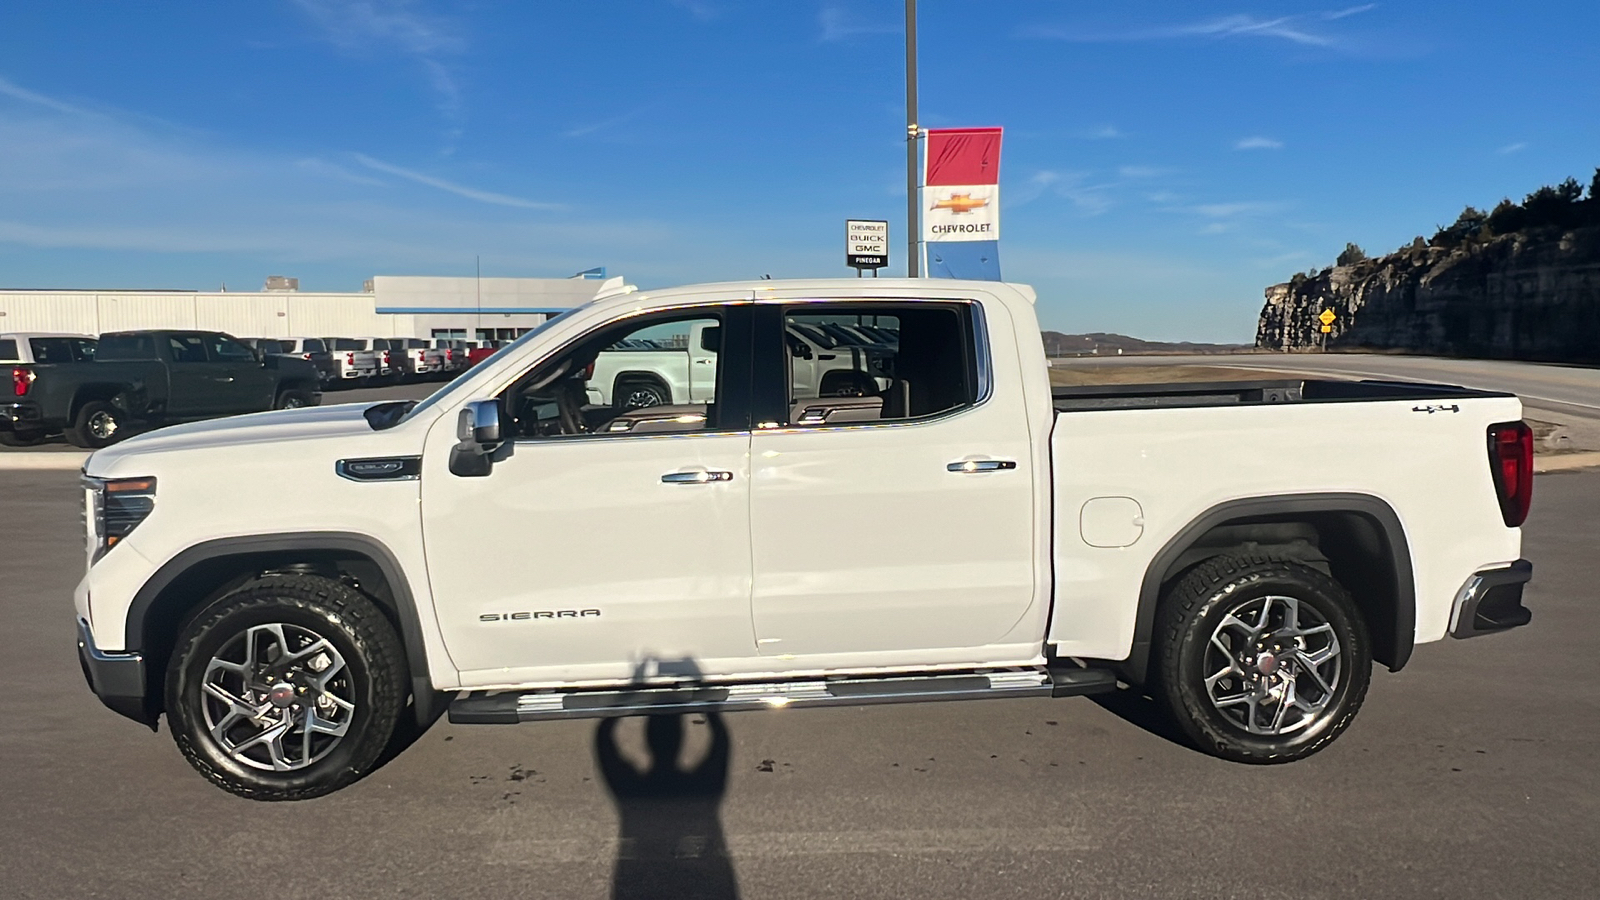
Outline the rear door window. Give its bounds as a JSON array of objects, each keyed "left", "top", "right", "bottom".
[{"left": 168, "top": 335, "right": 209, "bottom": 363}]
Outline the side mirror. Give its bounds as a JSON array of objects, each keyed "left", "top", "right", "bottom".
[
  {"left": 450, "top": 399, "right": 505, "bottom": 477},
  {"left": 457, "top": 398, "right": 503, "bottom": 444}
]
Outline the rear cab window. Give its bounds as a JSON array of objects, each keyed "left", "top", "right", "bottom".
[
  {"left": 0, "top": 339, "right": 18, "bottom": 362},
  {"left": 772, "top": 303, "right": 978, "bottom": 428}
]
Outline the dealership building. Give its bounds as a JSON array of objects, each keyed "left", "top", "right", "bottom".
[{"left": 0, "top": 270, "right": 614, "bottom": 342}]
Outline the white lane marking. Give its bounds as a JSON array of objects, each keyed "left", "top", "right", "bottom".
[{"left": 0, "top": 452, "right": 90, "bottom": 471}]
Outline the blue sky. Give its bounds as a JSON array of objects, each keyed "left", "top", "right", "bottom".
[{"left": 1, "top": 1, "right": 1597, "bottom": 341}]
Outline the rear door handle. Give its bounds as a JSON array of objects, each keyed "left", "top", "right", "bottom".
[
  {"left": 947, "top": 460, "right": 1017, "bottom": 473},
  {"left": 662, "top": 470, "right": 734, "bottom": 484},
  {"left": 214, "top": 376, "right": 235, "bottom": 383}
]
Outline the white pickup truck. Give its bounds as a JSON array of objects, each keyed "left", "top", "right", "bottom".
[{"left": 73, "top": 278, "right": 1534, "bottom": 801}]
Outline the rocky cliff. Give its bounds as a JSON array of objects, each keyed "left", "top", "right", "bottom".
[{"left": 1257, "top": 175, "right": 1600, "bottom": 362}]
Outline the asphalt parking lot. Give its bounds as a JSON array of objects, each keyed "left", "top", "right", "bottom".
[{"left": 2, "top": 465, "right": 1597, "bottom": 899}]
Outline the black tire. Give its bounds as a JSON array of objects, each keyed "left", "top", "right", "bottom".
[
  {"left": 615, "top": 379, "right": 669, "bottom": 410},
  {"left": 274, "top": 389, "right": 313, "bottom": 410},
  {"left": 65, "top": 400, "right": 125, "bottom": 449},
  {"left": 165, "top": 574, "right": 408, "bottom": 801},
  {"left": 1154, "top": 554, "right": 1370, "bottom": 764},
  {"left": 0, "top": 428, "right": 47, "bottom": 447}
]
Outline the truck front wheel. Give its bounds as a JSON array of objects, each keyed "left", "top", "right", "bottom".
[
  {"left": 164, "top": 574, "right": 408, "bottom": 801},
  {"left": 1154, "top": 555, "right": 1370, "bottom": 764}
]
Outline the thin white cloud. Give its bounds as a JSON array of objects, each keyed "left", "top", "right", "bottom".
[
  {"left": 1117, "top": 165, "right": 1169, "bottom": 178},
  {"left": 1186, "top": 201, "right": 1285, "bottom": 218},
  {"left": 1083, "top": 125, "right": 1125, "bottom": 140},
  {"left": 562, "top": 107, "right": 648, "bottom": 140},
  {"left": 1323, "top": 4, "right": 1377, "bottom": 21},
  {"left": 1496, "top": 142, "right": 1529, "bottom": 155},
  {"left": 288, "top": 0, "right": 464, "bottom": 55},
  {"left": 288, "top": 1, "right": 467, "bottom": 136},
  {"left": 350, "top": 154, "right": 563, "bottom": 209},
  {"left": 1235, "top": 136, "right": 1284, "bottom": 150},
  {"left": 0, "top": 76, "right": 95, "bottom": 117},
  {"left": 819, "top": 6, "right": 900, "bottom": 42},
  {"left": 1021, "top": 7, "right": 1379, "bottom": 49},
  {"left": 672, "top": 0, "right": 719, "bottom": 21}
]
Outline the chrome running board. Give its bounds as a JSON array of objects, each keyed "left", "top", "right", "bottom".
[{"left": 447, "top": 664, "right": 1117, "bottom": 725}]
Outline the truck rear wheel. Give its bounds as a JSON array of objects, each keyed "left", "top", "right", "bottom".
[
  {"left": 65, "top": 400, "right": 125, "bottom": 449},
  {"left": 164, "top": 574, "right": 408, "bottom": 801},
  {"left": 615, "top": 379, "right": 669, "bottom": 410},
  {"left": 1154, "top": 554, "right": 1370, "bottom": 764}
]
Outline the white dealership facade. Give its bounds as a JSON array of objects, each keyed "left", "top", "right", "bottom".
[{"left": 0, "top": 272, "right": 612, "bottom": 342}]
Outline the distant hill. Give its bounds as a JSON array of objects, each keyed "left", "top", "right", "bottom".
[{"left": 1041, "top": 331, "right": 1253, "bottom": 357}]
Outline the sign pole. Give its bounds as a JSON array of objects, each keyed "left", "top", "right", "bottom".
[{"left": 905, "top": 0, "right": 919, "bottom": 278}]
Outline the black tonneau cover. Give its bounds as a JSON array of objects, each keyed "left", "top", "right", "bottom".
[{"left": 1051, "top": 379, "right": 1511, "bottom": 412}]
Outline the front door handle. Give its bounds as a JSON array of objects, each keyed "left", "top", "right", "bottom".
[
  {"left": 662, "top": 470, "right": 734, "bottom": 484},
  {"left": 947, "top": 459, "right": 1017, "bottom": 473},
  {"left": 214, "top": 376, "right": 235, "bottom": 383}
]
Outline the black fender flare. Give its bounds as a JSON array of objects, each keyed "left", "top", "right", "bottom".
[
  {"left": 125, "top": 531, "right": 443, "bottom": 722},
  {"left": 611, "top": 371, "right": 672, "bottom": 405},
  {"left": 1121, "top": 492, "right": 1415, "bottom": 683}
]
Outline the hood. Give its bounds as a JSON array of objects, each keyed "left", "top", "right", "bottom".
[{"left": 86, "top": 402, "right": 385, "bottom": 473}]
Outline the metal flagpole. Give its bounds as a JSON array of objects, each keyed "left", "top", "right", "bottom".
[{"left": 905, "top": 0, "right": 920, "bottom": 277}]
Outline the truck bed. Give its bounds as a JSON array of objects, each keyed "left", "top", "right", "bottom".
[{"left": 1051, "top": 378, "right": 1509, "bottom": 412}]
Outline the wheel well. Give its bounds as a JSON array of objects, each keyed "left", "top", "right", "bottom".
[
  {"left": 612, "top": 372, "right": 671, "bottom": 403},
  {"left": 70, "top": 384, "right": 125, "bottom": 420},
  {"left": 130, "top": 539, "right": 438, "bottom": 724},
  {"left": 1117, "top": 495, "right": 1414, "bottom": 686}
]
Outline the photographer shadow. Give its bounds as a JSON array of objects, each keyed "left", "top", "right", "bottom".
[{"left": 595, "top": 712, "right": 740, "bottom": 900}]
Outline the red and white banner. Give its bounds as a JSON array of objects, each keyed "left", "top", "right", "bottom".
[{"left": 923, "top": 127, "right": 1002, "bottom": 243}]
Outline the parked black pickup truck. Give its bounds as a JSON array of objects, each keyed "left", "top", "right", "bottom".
[{"left": 1, "top": 330, "right": 321, "bottom": 448}]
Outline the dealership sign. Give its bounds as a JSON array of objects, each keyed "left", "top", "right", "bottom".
[{"left": 846, "top": 219, "right": 889, "bottom": 271}]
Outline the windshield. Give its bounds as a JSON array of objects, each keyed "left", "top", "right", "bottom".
[{"left": 398, "top": 311, "right": 572, "bottom": 425}]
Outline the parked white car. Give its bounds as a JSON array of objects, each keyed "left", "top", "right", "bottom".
[{"left": 75, "top": 278, "right": 1533, "bottom": 800}]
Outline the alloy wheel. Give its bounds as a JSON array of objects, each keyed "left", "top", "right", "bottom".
[
  {"left": 1203, "top": 594, "right": 1342, "bottom": 737},
  {"left": 200, "top": 623, "right": 356, "bottom": 772}
]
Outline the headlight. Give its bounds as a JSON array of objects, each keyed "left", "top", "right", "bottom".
[{"left": 83, "top": 476, "right": 156, "bottom": 562}]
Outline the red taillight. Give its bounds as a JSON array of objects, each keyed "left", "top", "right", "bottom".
[
  {"left": 11, "top": 366, "right": 32, "bottom": 397},
  {"left": 445, "top": 349, "right": 454, "bottom": 361},
  {"left": 346, "top": 352, "right": 355, "bottom": 364},
  {"left": 1488, "top": 421, "right": 1533, "bottom": 527},
  {"left": 302, "top": 353, "right": 312, "bottom": 360},
  {"left": 382, "top": 351, "right": 391, "bottom": 365}
]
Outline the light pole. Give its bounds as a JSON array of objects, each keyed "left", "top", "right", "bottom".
[{"left": 905, "top": 0, "right": 919, "bottom": 277}]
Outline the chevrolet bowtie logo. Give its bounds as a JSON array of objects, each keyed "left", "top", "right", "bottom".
[{"left": 931, "top": 193, "right": 989, "bottom": 214}]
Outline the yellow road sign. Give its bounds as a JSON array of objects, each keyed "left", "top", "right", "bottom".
[
  {"left": 1320, "top": 324, "right": 1333, "bottom": 334},
  {"left": 1318, "top": 309, "right": 1337, "bottom": 326}
]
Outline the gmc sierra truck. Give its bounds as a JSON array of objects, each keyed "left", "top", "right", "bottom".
[
  {"left": 7, "top": 329, "right": 321, "bottom": 448},
  {"left": 73, "top": 279, "right": 1534, "bottom": 801}
]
